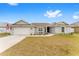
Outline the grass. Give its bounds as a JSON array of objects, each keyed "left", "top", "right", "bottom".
[
  {"left": 0, "top": 32, "right": 10, "bottom": 37},
  {"left": 0, "top": 33, "right": 79, "bottom": 56}
]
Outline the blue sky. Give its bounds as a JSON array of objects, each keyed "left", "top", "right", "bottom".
[{"left": 0, "top": 3, "right": 79, "bottom": 24}]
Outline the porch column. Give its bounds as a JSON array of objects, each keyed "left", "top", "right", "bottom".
[{"left": 45, "top": 26, "right": 47, "bottom": 34}]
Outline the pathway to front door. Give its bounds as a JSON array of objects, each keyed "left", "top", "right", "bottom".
[{"left": 0, "top": 35, "right": 26, "bottom": 53}]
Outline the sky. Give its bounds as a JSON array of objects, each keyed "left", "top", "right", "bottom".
[{"left": 0, "top": 3, "right": 79, "bottom": 24}]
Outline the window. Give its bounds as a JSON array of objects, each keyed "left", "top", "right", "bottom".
[
  {"left": 39, "top": 28, "right": 43, "bottom": 31},
  {"left": 39, "top": 32, "right": 42, "bottom": 35},
  {"left": 62, "top": 27, "right": 64, "bottom": 32}
]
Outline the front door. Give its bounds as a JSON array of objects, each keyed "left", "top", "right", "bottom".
[
  {"left": 61, "top": 27, "right": 64, "bottom": 32},
  {"left": 47, "top": 27, "right": 50, "bottom": 33}
]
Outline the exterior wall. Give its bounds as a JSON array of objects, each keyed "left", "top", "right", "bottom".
[
  {"left": 54, "top": 26, "right": 74, "bottom": 34},
  {"left": 32, "top": 27, "right": 38, "bottom": 35},
  {"left": 73, "top": 27, "right": 79, "bottom": 33},
  {"left": 50, "top": 27, "right": 55, "bottom": 34},
  {"left": 0, "top": 25, "right": 74, "bottom": 35},
  {"left": 31, "top": 28, "right": 35, "bottom": 35},
  {"left": 10, "top": 26, "right": 74, "bottom": 35},
  {"left": 54, "top": 26, "right": 62, "bottom": 34},
  {"left": 31, "top": 27, "right": 38, "bottom": 35},
  {"left": 31, "top": 27, "right": 46, "bottom": 35},
  {"left": 64, "top": 27, "right": 74, "bottom": 33}
]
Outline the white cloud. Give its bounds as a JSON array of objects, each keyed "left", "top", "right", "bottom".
[
  {"left": 8, "top": 3, "right": 18, "bottom": 6},
  {"left": 44, "top": 10, "right": 62, "bottom": 18},
  {"left": 73, "top": 15, "right": 79, "bottom": 19},
  {"left": 73, "top": 12, "right": 79, "bottom": 19},
  {"left": 57, "top": 13, "right": 62, "bottom": 17}
]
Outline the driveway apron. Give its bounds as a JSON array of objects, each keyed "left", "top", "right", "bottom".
[{"left": 0, "top": 35, "right": 26, "bottom": 53}]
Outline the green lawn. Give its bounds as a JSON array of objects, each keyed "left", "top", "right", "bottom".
[
  {"left": 0, "top": 33, "right": 10, "bottom": 38},
  {"left": 0, "top": 33, "right": 79, "bottom": 56}
]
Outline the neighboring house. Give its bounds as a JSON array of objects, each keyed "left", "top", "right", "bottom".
[
  {"left": 0, "top": 23, "right": 11, "bottom": 33},
  {"left": 0, "top": 20, "right": 74, "bottom": 35},
  {"left": 71, "top": 21, "right": 79, "bottom": 33}
]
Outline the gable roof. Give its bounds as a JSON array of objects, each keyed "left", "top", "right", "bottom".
[
  {"left": 56, "top": 22, "right": 69, "bottom": 25},
  {"left": 12, "top": 20, "right": 71, "bottom": 27},
  {"left": 71, "top": 21, "right": 79, "bottom": 26},
  {"left": 32, "top": 23, "right": 50, "bottom": 27},
  {"left": 13, "top": 20, "right": 30, "bottom": 25},
  {"left": 71, "top": 21, "right": 79, "bottom": 27},
  {"left": 12, "top": 24, "right": 32, "bottom": 28},
  {"left": 12, "top": 20, "right": 32, "bottom": 28},
  {"left": 50, "top": 22, "right": 69, "bottom": 27}
]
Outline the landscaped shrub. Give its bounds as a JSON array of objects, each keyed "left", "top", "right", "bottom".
[
  {"left": 0, "top": 32, "right": 11, "bottom": 37},
  {"left": 0, "top": 32, "right": 11, "bottom": 35}
]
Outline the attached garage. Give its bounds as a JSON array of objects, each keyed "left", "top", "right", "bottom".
[{"left": 11, "top": 20, "right": 32, "bottom": 35}]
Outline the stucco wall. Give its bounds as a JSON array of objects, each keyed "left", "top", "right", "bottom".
[
  {"left": 31, "top": 27, "right": 46, "bottom": 35},
  {"left": 55, "top": 26, "right": 62, "bottom": 34},
  {"left": 64, "top": 27, "right": 74, "bottom": 33},
  {"left": 50, "top": 27, "right": 55, "bottom": 34},
  {"left": 54, "top": 26, "right": 74, "bottom": 34},
  {"left": 73, "top": 27, "right": 79, "bottom": 33}
]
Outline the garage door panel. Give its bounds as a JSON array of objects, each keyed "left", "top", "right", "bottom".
[{"left": 13, "top": 28, "right": 31, "bottom": 35}]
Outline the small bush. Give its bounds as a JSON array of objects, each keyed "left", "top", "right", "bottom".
[{"left": 0, "top": 32, "right": 11, "bottom": 37}]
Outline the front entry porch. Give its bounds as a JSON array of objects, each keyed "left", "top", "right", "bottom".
[{"left": 32, "top": 26, "right": 52, "bottom": 35}]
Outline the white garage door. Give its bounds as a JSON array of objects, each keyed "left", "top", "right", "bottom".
[{"left": 13, "top": 28, "right": 31, "bottom": 35}]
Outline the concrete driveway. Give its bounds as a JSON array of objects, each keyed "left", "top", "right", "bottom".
[{"left": 0, "top": 35, "right": 27, "bottom": 53}]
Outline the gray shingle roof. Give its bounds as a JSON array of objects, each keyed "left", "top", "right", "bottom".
[
  {"left": 50, "top": 22, "right": 69, "bottom": 27},
  {"left": 71, "top": 21, "right": 79, "bottom": 25},
  {"left": 12, "top": 20, "right": 71, "bottom": 27},
  {"left": 56, "top": 22, "right": 69, "bottom": 25},
  {"left": 13, "top": 20, "right": 30, "bottom": 25},
  {"left": 12, "top": 24, "right": 32, "bottom": 28},
  {"left": 31, "top": 23, "right": 50, "bottom": 27},
  {"left": 70, "top": 21, "right": 79, "bottom": 27}
]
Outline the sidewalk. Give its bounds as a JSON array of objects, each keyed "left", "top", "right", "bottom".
[
  {"left": 29, "top": 34, "right": 55, "bottom": 37},
  {"left": 0, "top": 35, "right": 26, "bottom": 53}
]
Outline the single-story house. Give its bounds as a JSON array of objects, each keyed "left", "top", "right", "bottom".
[{"left": 0, "top": 20, "right": 74, "bottom": 35}]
